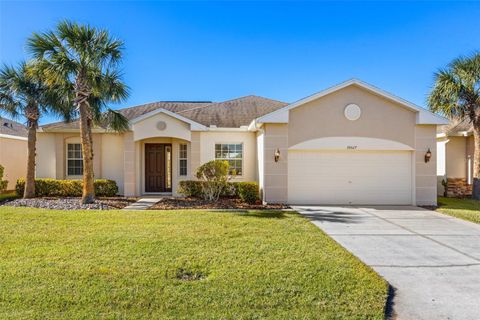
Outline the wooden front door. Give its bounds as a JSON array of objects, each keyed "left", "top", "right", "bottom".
[{"left": 145, "top": 144, "right": 172, "bottom": 192}]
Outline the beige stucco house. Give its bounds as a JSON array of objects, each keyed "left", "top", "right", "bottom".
[
  {"left": 35, "top": 79, "right": 447, "bottom": 205},
  {"left": 437, "top": 118, "right": 475, "bottom": 197},
  {"left": 0, "top": 118, "right": 28, "bottom": 190}
]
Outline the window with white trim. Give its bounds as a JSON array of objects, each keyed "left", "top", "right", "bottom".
[
  {"left": 215, "top": 143, "right": 243, "bottom": 175},
  {"left": 67, "top": 143, "right": 83, "bottom": 175},
  {"left": 179, "top": 144, "right": 187, "bottom": 176}
]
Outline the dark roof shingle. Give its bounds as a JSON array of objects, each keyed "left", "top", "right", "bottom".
[
  {"left": 437, "top": 117, "right": 473, "bottom": 136},
  {"left": 41, "top": 95, "right": 288, "bottom": 130},
  {"left": 0, "top": 118, "right": 28, "bottom": 137}
]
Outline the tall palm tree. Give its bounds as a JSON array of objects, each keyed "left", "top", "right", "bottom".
[
  {"left": 27, "top": 21, "right": 129, "bottom": 204},
  {"left": 0, "top": 62, "right": 63, "bottom": 198},
  {"left": 428, "top": 52, "right": 480, "bottom": 199}
]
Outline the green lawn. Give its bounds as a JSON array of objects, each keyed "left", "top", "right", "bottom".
[
  {"left": 0, "top": 207, "right": 387, "bottom": 320},
  {"left": 437, "top": 197, "right": 480, "bottom": 224}
]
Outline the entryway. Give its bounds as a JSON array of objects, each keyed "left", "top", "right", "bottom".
[{"left": 145, "top": 143, "right": 172, "bottom": 193}]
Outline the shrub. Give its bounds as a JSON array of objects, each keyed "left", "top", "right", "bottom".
[
  {"left": 94, "top": 179, "right": 119, "bottom": 197},
  {"left": 236, "top": 182, "right": 259, "bottom": 204},
  {"left": 195, "top": 160, "right": 231, "bottom": 201},
  {"left": 178, "top": 180, "right": 204, "bottom": 198},
  {"left": 0, "top": 164, "right": 8, "bottom": 192},
  {"left": 15, "top": 179, "right": 118, "bottom": 197},
  {"left": 178, "top": 180, "right": 259, "bottom": 204}
]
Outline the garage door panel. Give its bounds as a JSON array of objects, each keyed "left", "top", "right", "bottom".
[{"left": 288, "top": 151, "right": 412, "bottom": 205}]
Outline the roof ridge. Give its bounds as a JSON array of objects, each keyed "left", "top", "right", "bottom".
[{"left": 206, "top": 94, "right": 287, "bottom": 106}]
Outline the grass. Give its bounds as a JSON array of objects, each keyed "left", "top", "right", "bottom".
[
  {"left": 437, "top": 197, "right": 480, "bottom": 224},
  {"left": 0, "top": 207, "right": 388, "bottom": 320}
]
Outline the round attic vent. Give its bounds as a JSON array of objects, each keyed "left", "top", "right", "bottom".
[
  {"left": 344, "top": 104, "right": 361, "bottom": 121},
  {"left": 156, "top": 121, "right": 167, "bottom": 131}
]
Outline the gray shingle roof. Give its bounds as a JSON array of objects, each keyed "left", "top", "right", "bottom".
[
  {"left": 437, "top": 117, "right": 473, "bottom": 136},
  {"left": 41, "top": 95, "right": 288, "bottom": 130},
  {"left": 0, "top": 117, "right": 28, "bottom": 137}
]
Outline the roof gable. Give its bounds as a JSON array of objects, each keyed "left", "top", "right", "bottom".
[{"left": 256, "top": 79, "right": 448, "bottom": 125}]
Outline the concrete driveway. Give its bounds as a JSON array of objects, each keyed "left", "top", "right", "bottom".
[{"left": 293, "top": 205, "right": 480, "bottom": 320}]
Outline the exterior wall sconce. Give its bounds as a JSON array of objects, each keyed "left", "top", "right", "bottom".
[
  {"left": 274, "top": 149, "right": 280, "bottom": 162},
  {"left": 424, "top": 148, "right": 432, "bottom": 163}
]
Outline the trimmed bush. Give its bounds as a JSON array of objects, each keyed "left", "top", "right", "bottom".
[
  {"left": 236, "top": 182, "right": 259, "bottom": 204},
  {"left": 15, "top": 178, "right": 118, "bottom": 197},
  {"left": 178, "top": 180, "right": 259, "bottom": 203},
  {"left": 178, "top": 180, "right": 204, "bottom": 197}
]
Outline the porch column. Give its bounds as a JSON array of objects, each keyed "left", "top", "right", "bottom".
[{"left": 123, "top": 132, "right": 136, "bottom": 196}]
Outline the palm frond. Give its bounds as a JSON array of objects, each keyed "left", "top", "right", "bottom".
[
  {"left": 97, "top": 108, "right": 129, "bottom": 132},
  {"left": 428, "top": 52, "right": 480, "bottom": 121}
]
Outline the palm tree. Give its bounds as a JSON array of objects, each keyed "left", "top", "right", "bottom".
[
  {"left": 428, "top": 52, "right": 480, "bottom": 199},
  {"left": 27, "top": 21, "right": 129, "bottom": 204},
  {"left": 0, "top": 62, "right": 63, "bottom": 198}
]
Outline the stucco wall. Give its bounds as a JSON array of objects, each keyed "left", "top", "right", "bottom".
[
  {"left": 446, "top": 136, "right": 467, "bottom": 179},
  {"left": 132, "top": 112, "right": 191, "bottom": 142},
  {"left": 36, "top": 132, "right": 56, "bottom": 179},
  {"left": 0, "top": 136, "right": 27, "bottom": 189},
  {"left": 36, "top": 132, "right": 123, "bottom": 194},
  {"left": 101, "top": 134, "right": 125, "bottom": 195},
  {"left": 415, "top": 125, "right": 437, "bottom": 206},
  {"left": 256, "top": 130, "right": 265, "bottom": 201},
  {"left": 262, "top": 124, "right": 288, "bottom": 203},
  {"left": 198, "top": 131, "right": 257, "bottom": 182},
  {"left": 288, "top": 85, "right": 416, "bottom": 148}
]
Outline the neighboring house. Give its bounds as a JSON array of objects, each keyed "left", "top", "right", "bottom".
[
  {"left": 437, "top": 118, "right": 474, "bottom": 197},
  {"left": 0, "top": 117, "right": 28, "bottom": 190},
  {"left": 36, "top": 79, "right": 447, "bottom": 205}
]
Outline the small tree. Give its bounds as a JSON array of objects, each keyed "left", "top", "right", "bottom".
[
  {"left": 195, "top": 160, "right": 231, "bottom": 201},
  {"left": 0, "top": 165, "right": 8, "bottom": 193}
]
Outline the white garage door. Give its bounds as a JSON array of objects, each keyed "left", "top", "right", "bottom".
[{"left": 288, "top": 150, "right": 413, "bottom": 205}]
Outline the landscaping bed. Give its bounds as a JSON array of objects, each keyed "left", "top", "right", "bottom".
[
  {"left": 149, "top": 197, "right": 288, "bottom": 210},
  {"left": 2, "top": 196, "right": 137, "bottom": 210}
]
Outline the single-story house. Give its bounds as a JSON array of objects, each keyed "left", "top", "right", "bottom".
[
  {"left": 36, "top": 79, "right": 448, "bottom": 206},
  {"left": 0, "top": 118, "right": 28, "bottom": 190},
  {"left": 437, "top": 118, "right": 475, "bottom": 197}
]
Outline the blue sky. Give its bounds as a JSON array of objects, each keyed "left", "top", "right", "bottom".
[{"left": 1, "top": 1, "right": 479, "bottom": 124}]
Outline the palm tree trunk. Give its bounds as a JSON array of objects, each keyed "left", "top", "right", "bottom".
[
  {"left": 76, "top": 77, "right": 95, "bottom": 204},
  {"left": 23, "top": 103, "right": 39, "bottom": 199},
  {"left": 472, "top": 124, "right": 480, "bottom": 200},
  {"left": 78, "top": 101, "right": 95, "bottom": 204}
]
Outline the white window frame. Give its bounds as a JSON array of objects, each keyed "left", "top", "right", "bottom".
[
  {"left": 214, "top": 143, "right": 243, "bottom": 176},
  {"left": 66, "top": 143, "right": 83, "bottom": 176},
  {"left": 179, "top": 144, "right": 188, "bottom": 176}
]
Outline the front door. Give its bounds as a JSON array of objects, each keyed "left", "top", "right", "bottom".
[{"left": 145, "top": 144, "right": 172, "bottom": 192}]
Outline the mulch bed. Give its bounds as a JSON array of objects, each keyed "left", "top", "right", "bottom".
[
  {"left": 2, "top": 197, "right": 138, "bottom": 210},
  {"left": 149, "top": 197, "right": 288, "bottom": 210}
]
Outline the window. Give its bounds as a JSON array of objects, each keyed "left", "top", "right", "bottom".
[
  {"left": 179, "top": 144, "right": 188, "bottom": 176},
  {"left": 67, "top": 143, "right": 83, "bottom": 175},
  {"left": 215, "top": 143, "right": 243, "bottom": 175}
]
